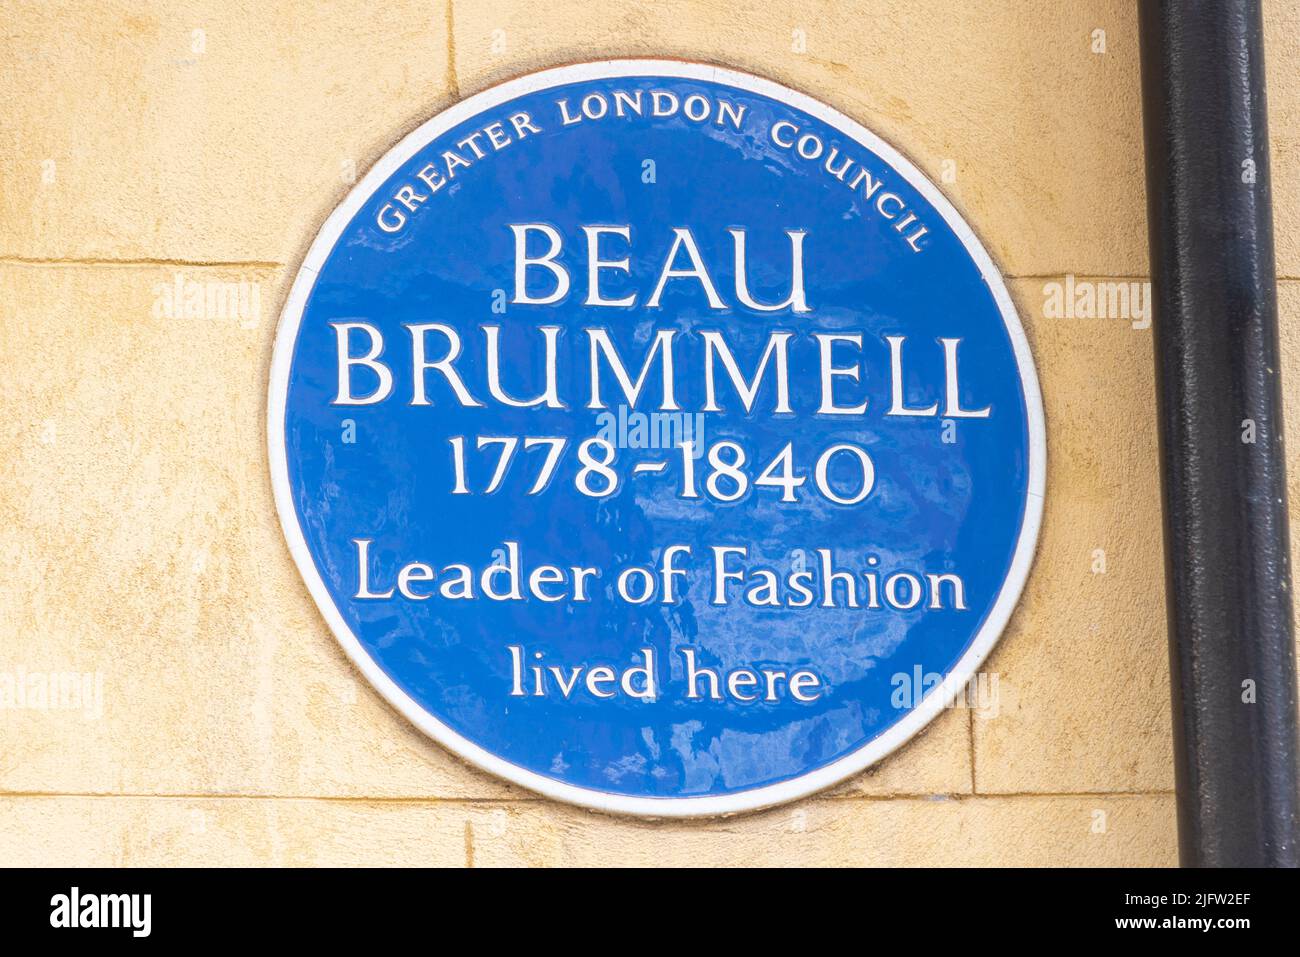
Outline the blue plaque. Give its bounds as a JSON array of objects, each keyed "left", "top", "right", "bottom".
[{"left": 268, "top": 62, "right": 1044, "bottom": 815}]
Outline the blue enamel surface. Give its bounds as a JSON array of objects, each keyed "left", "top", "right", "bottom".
[{"left": 280, "top": 73, "right": 1032, "bottom": 800}]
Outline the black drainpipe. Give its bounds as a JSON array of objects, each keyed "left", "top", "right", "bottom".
[{"left": 1139, "top": 0, "right": 1300, "bottom": 866}]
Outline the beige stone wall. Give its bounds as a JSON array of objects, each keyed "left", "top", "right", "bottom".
[{"left": 2, "top": 0, "right": 1297, "bottom": 866}]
